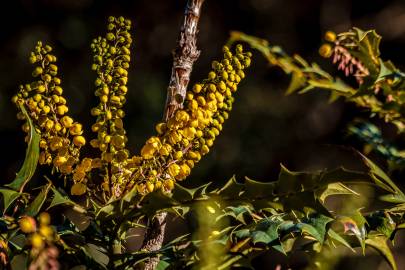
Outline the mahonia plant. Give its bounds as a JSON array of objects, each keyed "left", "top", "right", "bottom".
[
  {"left": 12, "top": 16, "right": 252, "bottom": 202},
  {"left": 3, "top": 7, "right": 405, "bottom": 270}
]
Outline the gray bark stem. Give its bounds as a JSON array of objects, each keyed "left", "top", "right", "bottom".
[{"left": 141, "top": 0, "right": 205, "bottom": 269}]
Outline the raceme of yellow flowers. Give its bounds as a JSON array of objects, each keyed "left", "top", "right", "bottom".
[{"left": 13, "top": 16, "right": 252, "bottom": 199}]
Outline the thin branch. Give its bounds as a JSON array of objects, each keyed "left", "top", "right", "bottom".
[
  {"left": 163, "top": 0, "right": 205, "bottom": 120},
  {"left": 140, "top": 0, "right": 205, "bottom": 269}
]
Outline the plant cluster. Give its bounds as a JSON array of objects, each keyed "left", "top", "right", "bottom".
[{"left": 0, "top": 10, "right": 404, "bottom": 270}]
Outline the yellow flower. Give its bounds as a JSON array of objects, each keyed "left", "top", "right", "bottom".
[
  {"left": 71, "top": 182, "right": 87, "bottom": 195},
  {"left": 73, "top": 135, "right": 86, "bottom": 147},
  {"left": 19, "top": 216, "right": 37, "bottom": 233},
  {"left": 141, "top": 143, "right": 156, "bottom": 159},
  {"left": 168, "top": 163, "right": 180, "bottom": 177},
  {"left": 31, "top": 233, "right": 44, "bottom": 249}
]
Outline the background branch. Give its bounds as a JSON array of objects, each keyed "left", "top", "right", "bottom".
[{"left": 140, "top": 0, "right": 205, "bottom": 269}]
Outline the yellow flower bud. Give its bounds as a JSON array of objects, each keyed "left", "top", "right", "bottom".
[
  {"left": 159, "top": 144, "right": 172, "bottom": 156},
  {"left": 168, "top": 163, "right": 180, "bottom": 177},
  {"left": 71, "top": 182, "right": 87, "bottom": 195},
  {"left": 174, "top": 151, "right": 183, "bottom": 160},
  {"left": 61, "top": 116, "right": 73, "bottom": 128},
  {"left": 155, "top": 123, "right": 167, "bottom": 134},
  {"left": 146, "top": 182, "right": 154, "bottom": 193},
  {"left": 141, "top": 143, "right": 156, "bottom": 159},
  {"left": 56, "top": 105, "right": 68, "bottom": 115},
  {"left": 193, "top": 84, "right": 202, "bottom": 93},
  {"left": 73, "top": 135, "right": 86, "bottom": 147},
  {"left": 70, "top": 123, "right": 83, "bottom": 135},
  {"left": 164, "top": 179, "right": 175, "bottom": 190},
  {"left": 324, "top": 31, "right": 336, "bottom": 42},
  {"left": 319, "top": 44, "right": 333, "bottom": 58},
  {"left": 19, "top": 216, "right": 37, "bottom": 233},
  {"left": 38, "top": 214, "right": 50, "bottom": 228},
  {"left": 31, "top": 233, "right": 44, "bottom": 249},
  {"left": 54, "top": 156, "right": 67, "bottom": 167}
]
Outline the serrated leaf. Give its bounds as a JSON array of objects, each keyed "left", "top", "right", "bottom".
[
  {"left": 360, "top": 153, "right": 404, "bottom": 196},
  {"left": 304, "top": 214, "right": 333, "bottom": 244},
  {"left": 8, "top": 234, "right": 26, "bottom": 251},
  {"left": 379, "top": 193, "right": 405, "bottom": 203},
  {"left": 48, "top": 187, "right": 74, "bottom": 209},
  {"left": 286, "top": 71, "right": 306, "bottom": 95},
  {"left": 11, "top": 254, "right": 27, "bottom": 270},
  {"left": 7, "top": 105, "right": 40, "bottom": 192},
  {"left": 0, "top": 188, "right": 21, "bottom": 214},
  {"left": 316, "top": 182, "right": 359, "bottom": 203},
  {"left": 365, "top": 234, "right": 397, "bottom": 270},
  {"left": 24, "top": 182, "right": 52, "bottom": 216},
  {"left": 327, "top": 229, "right": 354, "bottom": 252},
  {"left": 83, "top": 243, "right": 109, "bottom": 268}
]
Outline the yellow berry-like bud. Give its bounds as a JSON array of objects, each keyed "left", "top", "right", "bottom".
[
  {"left": 319, "top": 44, "right": 333, "bottom": 58},
  {"left": 175, "top": 110, "right": 190, "bottom": 122},
  {"left": 141, "top": 143, "right": 156, "bottom": 159},
  {"left": 32, "top": 67, "right": 43, "bottom": 77},
  {"left": 176, "top": 163, "right": 191, "bottom": 180},
  {"left": 100, "top": 95, "right": 108, "bottom": 103},
  {"left": 54, "top": 86, "right": 63, "bottom": 95},
  {"left": 183, "top": 127, "right": 196, "bottom": 140},
  {"left": 58, "top": 116, "right": 72, "bottom": 129},
  {"left": 37, "top": 85, "right": 46, "bottom": 93},
  {"left": 31, "top": 233, "right": 44, "bottom": 249},
  {"left": 73, "top": 135, "right": 86, "bottom": 147},
  {"left": 159, "top": 144, "right": 172, "bottom": 156},
  {"left": 91, "top": 108, "right": 101, "bottom": 116},
  {"left": 56, "top": 105, "right": 68, "bottom": 115},
  {"left": 39, "top": 225, "right": 53, "bottom": 240},
  {"left": 19, "top": 216, "right": 37, "bottom": 233},
  {"left": 54, "top": 156, "right": 67, "bottom": 167},
  {"left": 146, "top": 182, "right": 154, "bottom": 193},
  {"left": 111, "top": 135, "right": 125, "bottom": 148},
  {"left": 168, "top": 163, "right": 180, "bottom": 177},
  {"left": 45, "top": 119, "right": 54, "bottom": 130},
  {"left": 42, "top": 105, "right": 51, "bottom": 114},
  {"left": 193, "top": 84, "right": 202, "bottom": 93},
  {"left": 174, "top": 151, "right": 183, "bottom": 160},
  {"left": 164, "top": 179, "right": 175, "bottom": 190},
  {"left": 155, "top": 123, "right": 167, "bottom": 134},
  {"left": 208, "top": 71, "right": 216, "bottom": 80},
  {"left": 324, "top": 31, "right": 336, "bottom": 42},
  {"left": 188, "top": 99, "right": 198, "bottom": 111},
  {"left": 70, "top": 123, "right": 83, "bottom": 135},
  {"left": 71, "top": 182, "right": 87, "bottom": 196}
]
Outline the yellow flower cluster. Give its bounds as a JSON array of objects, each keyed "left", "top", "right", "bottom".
[
  {"left": 89, "top": 16, "right": 133, "bottom": 197},
  {"left": 19, "top": 213, "right": 55, "bottom": 250},
  {"left": 12, "top": 42, "right": 87, "bottom": 180},
  {"left": 129, "top": 44, "right": 252, "bottom": 194},
  {"left": 13, "top": 16, "right": 252, "bottom": 198}
]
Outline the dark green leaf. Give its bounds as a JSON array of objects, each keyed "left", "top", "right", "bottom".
[
  {"left": 365, "top": 234, "right": 397, "bottom": 270},
  {"left": 83, "top": 243, "right": 109, "bottom": 268},
  {"left": 7, "top": 104, "right": 40, "bottom": 192},
  {"left": 0, "top": 188, "right": 21, "bottom": 213},
  {"left": 24, "top": 183, "right": 52, "bottom": 216}
]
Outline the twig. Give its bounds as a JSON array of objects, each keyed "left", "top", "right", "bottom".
[
  {"left": 163, "top": 0, "right": 205, "bottom": 120},
  {"left": 140, "top": 0, "right": 205, "bottom": 269}
]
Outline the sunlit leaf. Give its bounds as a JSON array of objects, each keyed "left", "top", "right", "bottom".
[
  {"left": 0, "top": 188, "right": 21, "bottom": 213},
  {"left": 365, "top": 234, "right": 397, "bottom": 270},
  {"left": 7, "top": 104, "right": 40, "bottom": 192},
  {"left": 24, "top": 182, "right": 52, "bottom": 216}
]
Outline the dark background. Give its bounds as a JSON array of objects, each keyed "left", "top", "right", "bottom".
[{"left": 1, "top": 0, "right": 405, "bottom": 269}]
